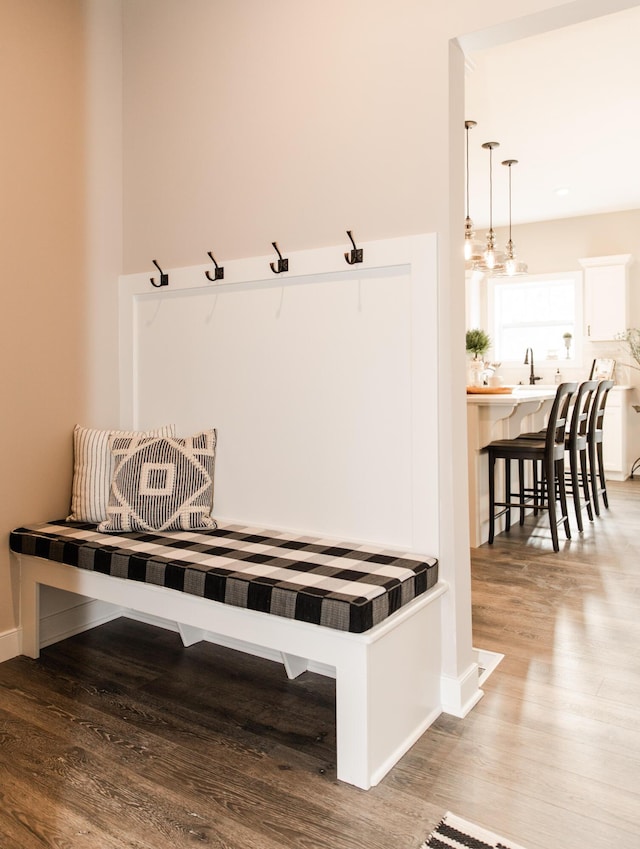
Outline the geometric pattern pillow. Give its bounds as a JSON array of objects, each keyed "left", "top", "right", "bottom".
[
  {"left": 97, "top": 429, "right": 217, "bottom": 533},
  {"left": 67, "top": 423, "right": 176, "bottom": 524}
]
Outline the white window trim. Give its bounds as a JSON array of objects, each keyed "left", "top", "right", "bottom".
[{"left": 486, "top": 270, "right": 584, "bottom": 368}]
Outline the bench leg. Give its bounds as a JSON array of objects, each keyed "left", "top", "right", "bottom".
[
  {"left": 334, "top": 596, "right": 442, "bottom": 789},
  {"left": 20, "top": 562, "right": 40, "bottom": 659}
]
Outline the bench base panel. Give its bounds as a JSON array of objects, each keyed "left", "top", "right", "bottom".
[{"left": 15, "top": 552, "right": 447, "bottom": 790}]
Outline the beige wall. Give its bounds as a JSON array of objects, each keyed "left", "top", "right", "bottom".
[
  {"left": 121, "top": 0, "right": 619, "bottom": 273},
  {"left": 0, "top": 0, "right": 122, "bottom": 644},
  {"left": 0, "top": 0, "right": 86, "bottom": 635},
  {"left": 83, "top": 0, "right": 123, "bottom": 426},
  {"left": 504, "top": 209, "right": 640, "bottom": 281}
]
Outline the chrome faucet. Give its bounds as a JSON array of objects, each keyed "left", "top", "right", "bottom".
[{"left": 524, "top": 348, "right": 542, "bottom": 385}]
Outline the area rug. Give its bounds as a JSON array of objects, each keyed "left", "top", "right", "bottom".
[{"left": 421, "top": 812, "right": 528, "bottom": 849}]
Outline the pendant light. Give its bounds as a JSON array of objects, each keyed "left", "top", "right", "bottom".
[
  {"left": 495, "top": 158, "right": 528, "bottom": 277},
  {"left": 464, "top": 120, "right": 486, "bottom": 269},
  {"left": 481, "top": 141, "right": 504, "bottom": 272},
  {"left": 464, "top": 120, "right": 475, "bottom": 260}
]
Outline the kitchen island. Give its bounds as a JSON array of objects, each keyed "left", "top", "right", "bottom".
[{"left": 467, "top": 387, "right": 557, "bottom": 547}]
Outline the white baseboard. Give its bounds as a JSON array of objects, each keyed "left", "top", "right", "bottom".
[
  {"left": 439, "top": 646, "right": 504, "bottom": 718},
  {"left": 440, "top": 660, "right": 484, "bottom": 718},
  {"left": 0, "top": 628, "right": 20, "bottom": 663}
]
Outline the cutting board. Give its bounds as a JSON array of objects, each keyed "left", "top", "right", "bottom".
[{"left": 466, "top": 386, "right": 513, "bottom": 394}]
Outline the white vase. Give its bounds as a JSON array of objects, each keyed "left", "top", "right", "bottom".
[{"left": 468, "top": 358, "right": 484, "bottom": 387}]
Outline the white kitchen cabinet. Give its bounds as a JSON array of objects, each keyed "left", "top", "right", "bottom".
[
  {"left": 602, "top": 386, "right": 640, "bottom": 480},
  {"left": 580, "top": 254, "right": 632, "bottom": 341}
]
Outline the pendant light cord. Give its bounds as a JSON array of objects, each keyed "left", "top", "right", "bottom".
[
  {"left": 507, "top": 162, "right": 512, "bottom": 242},
  {"left": 466, "top": 126, "right": 471, "bottom": 220},
  {"left": 464, "top": 120, "right": 477, "bottom": 223},
  {"left": 488, "top": 146, "right": 493, "bottom": 231}
]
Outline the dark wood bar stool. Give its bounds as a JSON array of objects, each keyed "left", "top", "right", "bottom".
[
  {"left": 516, "top": 380, "right": 598, "bottom": 532},
  {"left": 588, "top": 379, "right": 614, "bottom": 516},
  {"left": 564, "top": 379, "right": 598, "bottom": 531},
  {"left": 486, "top": 382, "right": 578, "bottom": 552}
]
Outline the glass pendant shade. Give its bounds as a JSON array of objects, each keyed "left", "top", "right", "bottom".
[
  {"left": 463, "top": 124, "right": 528, "bottom": 278},
  {"left": 463, "top": 120, "right": 483, "bottom": 265},
  {"left": 494, "top": 159, "right": 528, "bottom": 278},
  {"left": 481, "top": 141, "right": 504, "bottom": 273},
  {"left": 464, "top": 218, "right": 475, "bottom": 260},
  {"left": 464, "top": 121, "right": 497, "bottom": 272}
]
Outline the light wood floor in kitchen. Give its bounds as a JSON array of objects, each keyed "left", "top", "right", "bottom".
[{"left": 1, "top": 480, "right": 639, "bottom": 849}]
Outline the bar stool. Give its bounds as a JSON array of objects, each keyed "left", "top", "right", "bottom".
[
  {"left": 516, "top": 380, "right": 597, "bottom": 532},
  {"left": 486, "top": 382, "right": 578, "bottom": 552},
  {"left": 564, "top": 380, "right": 598, "bottom": 531},
  {"left": 587, "top": 379, "right": 614, "bottom": 516}
]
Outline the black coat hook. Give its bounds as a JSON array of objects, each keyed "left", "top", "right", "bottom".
[
  {"left": 205, "top": 251, "right": 224, "bottom": 281},
  {"left": 270, "top": 241, "right": 289, "bottom": 274},
  {"left": 150, "top": 259, "right": 169, "bottom": 288},
  {"left": 344, "top": 230, "right": 364, "bottom": 265}
]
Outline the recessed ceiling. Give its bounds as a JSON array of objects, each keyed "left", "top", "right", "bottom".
[{"left": 464, "top": 5, "right": 640, "bottom": 229}]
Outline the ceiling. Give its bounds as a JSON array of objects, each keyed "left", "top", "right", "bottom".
[{"left": 464, "top": 4, "right": 640, "bottom": 230}]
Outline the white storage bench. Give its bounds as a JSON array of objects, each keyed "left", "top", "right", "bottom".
[{"left": 10, "top": 520, "right": 445, "bottom": 790}]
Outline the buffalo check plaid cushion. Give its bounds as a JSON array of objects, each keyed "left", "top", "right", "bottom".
[{"left": 10, "top": 521, "right": 439, "bottom": 634}]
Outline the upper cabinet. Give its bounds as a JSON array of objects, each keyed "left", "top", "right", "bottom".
[{"left": 580, "top": 254, "right": 633, "bottom": 341}]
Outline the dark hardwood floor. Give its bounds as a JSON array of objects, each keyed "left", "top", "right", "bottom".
[{"left": 1, "top": 480, "right": 639, "bottom": 848}]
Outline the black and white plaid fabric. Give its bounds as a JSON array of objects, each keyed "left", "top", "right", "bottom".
[{"left": 10, "top": 521, "right": 438, "bottom": 634}]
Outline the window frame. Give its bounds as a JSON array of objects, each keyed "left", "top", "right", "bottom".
[{"left": 486, "top": 270, "right": 584, "bottom": 368}]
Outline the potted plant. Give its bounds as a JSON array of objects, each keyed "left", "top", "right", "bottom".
[
  {"left": 466, "top": 328, "right": 491, "bottom": 387},
  {"left": 466, "top": 328, "right": 491, "bottom": 360},
  {"left": 562, "top": 331, "right": 573, "bottom": 358}
]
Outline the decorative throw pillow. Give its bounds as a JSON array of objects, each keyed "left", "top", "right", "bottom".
[
  {"left": 67, "top": 424, "right": 176, "bottom": 524},
  {"left": 98, "top": 429, "right": 217, "bottom": 533}
]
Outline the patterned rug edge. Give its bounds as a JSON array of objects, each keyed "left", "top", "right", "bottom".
[{"left": 421, "top": 811, "right": 528, "bottom": 849}]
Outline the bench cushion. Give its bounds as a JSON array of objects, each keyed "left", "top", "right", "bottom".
[{"left": 10, "top": 521, "right": 438, "bottom": 634}]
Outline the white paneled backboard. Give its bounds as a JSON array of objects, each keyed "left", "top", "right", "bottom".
[{"left": 119, "top": 235, "right": 438, "bottom": 552}]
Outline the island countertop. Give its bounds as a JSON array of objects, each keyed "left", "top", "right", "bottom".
[
  {"left": 466, "top": 387, "right": 558, "bottom": 547},
  {"left": 466, "top": 386, "right": 558, "bottom": 406}
]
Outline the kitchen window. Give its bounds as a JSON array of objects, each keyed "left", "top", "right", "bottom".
[{"left": 488, "top": 271, "right": 582, "bottom": 365}]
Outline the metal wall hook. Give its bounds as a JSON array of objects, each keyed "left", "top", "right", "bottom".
[
  {"left": 150, "top": 259, "right": 169, "bottom": 288},
  {"left": 205, "top": 251, "right": 224, "bottom": 281},
  {"left": 270, "top": 241, "right": 288, "bottom": 274},
  {"left": 344, "top": 230, "right": 364, "bottom": 265}
]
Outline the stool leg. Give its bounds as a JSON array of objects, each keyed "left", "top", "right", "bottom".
[
  {"left": 504, "top": 458, "right": 511, "bottom": 533},
  {"left": 597, "top": 442, "right": 609, "bottom": 509},
  {"left": 544, "top": 455, "right": 559, "bottom": 552},
  {"left": 569, "top": 447, "right": 583, "bottom": 532},
  {"left": 589, "top": 439, "right": 600, "bottom": 517},
  {"left": 518, "top": 459, "right": 526, "bottom": 525},
  {"left": 558, "top": 458, "right": 571, "bottom": 539},
  {"left": 579, "top": 447, "right": 593, "bottom": 521},
  {"left": 532, "top": 460, "right": 539, "bottom": 515},
  {"left": 488, "top": 451, "right": 496, "bottom": 545}
]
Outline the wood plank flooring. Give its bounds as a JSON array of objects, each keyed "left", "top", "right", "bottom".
[{"left": 1, "top": 479, "right": 639, "bottom": 848}]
